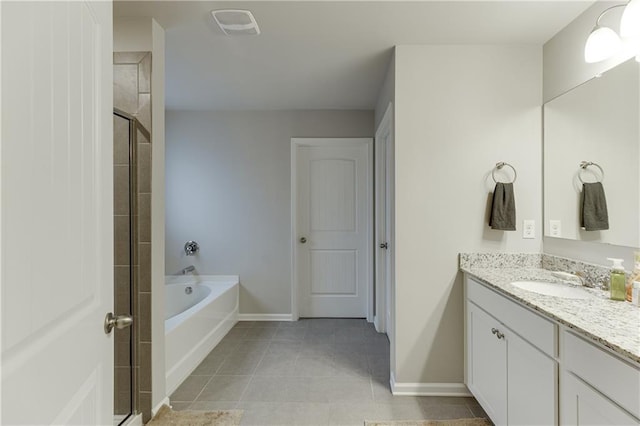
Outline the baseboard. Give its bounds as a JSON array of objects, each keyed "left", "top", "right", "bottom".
[
  {"left": 390, "top": 372, "right": 471, "bottom": 396},
  {"left": 238, "top": 313, "right": 293, "bottom": 321},
  {"left": 152, "top": 397, "right": 170, "bottom": 416}
]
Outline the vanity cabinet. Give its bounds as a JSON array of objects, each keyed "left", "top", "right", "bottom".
[
  {"left": 561, "top": 370, "right": 639, "bottom": 425},
  {"left": 560, "top": 330, "right": 640, "bottom": 425},
  {"left": 465, "top": 277, "right": 557, "bottom": 425}
]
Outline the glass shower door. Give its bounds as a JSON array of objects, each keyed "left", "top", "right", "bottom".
[{"left": 113, "top": 112, "right": 136, "bottom": 425}]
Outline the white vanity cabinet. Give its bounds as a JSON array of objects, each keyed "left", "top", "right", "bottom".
[{"left": 465, "top": 276, "right": 557, "bottom": 425}]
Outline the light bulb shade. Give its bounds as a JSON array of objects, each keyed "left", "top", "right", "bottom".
[
  {"left": 620, "top": 0, "right": 640, "bottom": 39},
  {"left": 584, "top": 26, "right": 622, "bottom": 63}
]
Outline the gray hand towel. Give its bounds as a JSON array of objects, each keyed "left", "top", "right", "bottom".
[
  {"left": 581, "top": 182, "right": 609, "bottom": 231},
  {"left": 489, "top": 182, "right": 516, "bottom": 231}
]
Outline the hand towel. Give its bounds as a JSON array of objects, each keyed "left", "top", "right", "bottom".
[
  {"left": 489, "top": 182, "right": 516, "bottom": 231},
  {"left": 581, "top": 182, "right": 609, "bottom": 231}
]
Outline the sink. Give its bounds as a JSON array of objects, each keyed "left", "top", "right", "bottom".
[{"left": 511, "top": 280, "right": 594, "bottom": 299}]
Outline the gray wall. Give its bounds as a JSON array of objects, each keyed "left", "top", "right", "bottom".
[
  {"left": 543, "top": 0, "right": 639, "bottom": 267},
  {"left": 391, "top": 45, "right": 543, "bottom": 385},
  {"left": 165, "top": 110, "right": 374, "bottom": 314}
]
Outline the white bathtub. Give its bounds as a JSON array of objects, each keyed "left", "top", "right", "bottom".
[{"left": 164, "top": 275, "right": 239, "bottom": 396}]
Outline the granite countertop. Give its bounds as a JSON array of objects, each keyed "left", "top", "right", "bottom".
[{"left": 461, "top": 265, "right": 640, "bottom": 366}]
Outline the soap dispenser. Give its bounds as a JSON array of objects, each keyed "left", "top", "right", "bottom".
[{"left": 608, "top": 258, "right": 626, "bottom": 301}]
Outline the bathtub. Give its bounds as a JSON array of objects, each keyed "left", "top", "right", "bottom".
[{"left": 164, "top": 275, "right": 239, "bottom": 396}]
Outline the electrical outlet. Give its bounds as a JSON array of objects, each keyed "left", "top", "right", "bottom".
[
  {"left": 523, "top": 220, "right": 535, "bottom": 239},
  {"left": 549, "top": 220, "right": 562, "bottom": 237}
]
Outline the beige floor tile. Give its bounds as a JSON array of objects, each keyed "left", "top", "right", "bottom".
[
  {"left": 170, "top": 376, "right": 211, "bottom": 402},
  {"left": 196, "top": 375, "right": 251, "bottom": 402}
]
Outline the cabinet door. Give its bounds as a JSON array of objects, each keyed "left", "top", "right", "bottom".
[
  {"left": 467, "top": 302, "right": 507, "bottom": 425},
  {"left": 561, "top": 370, "right": 640, "bottom": 425},
  {"left": 507, "top": 329, "right": 557, "bottom": 425}
]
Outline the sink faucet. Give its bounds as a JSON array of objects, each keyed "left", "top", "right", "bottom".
[
  {"left": 552, "top": 270, "right": 591, "bottom": 287},
  {"left": 181, "top": 265, "right": 196, "bottom": 275},
  {"left": 571, "top": 271, "right": 591, "bottom": 287}
]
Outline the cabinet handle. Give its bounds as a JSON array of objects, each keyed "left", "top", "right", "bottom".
[{"left": 491, "top": 327, "right": 505, "bottom": 340}]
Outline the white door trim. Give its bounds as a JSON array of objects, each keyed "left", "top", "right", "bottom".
[
  {"left": 374, "top": 103, "right": 393, "bottom": 333},
  {"left": 291, "top": 138, "right": 374, "bottom": 321}
]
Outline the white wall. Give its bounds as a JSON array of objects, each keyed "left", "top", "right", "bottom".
[
  {"left": 114, "top": 17, "right": 167, "bottom": 411},
  {"left": 393, "top": 45, "right": 543, "bottom": 386},
  {"left": 543, "top": 0, "right": 640, "bottom": 267},
  {"left": 165, "top": 110, "right": 374, "bottom": 315}
]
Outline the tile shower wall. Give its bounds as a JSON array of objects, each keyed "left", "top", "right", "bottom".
[{"left": 114, "top": 51, "right": 153, "bottom": 423}]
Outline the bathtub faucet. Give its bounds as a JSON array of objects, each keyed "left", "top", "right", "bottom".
[{"left": 181, "top": 265, "right": 196, "bottom": 275}]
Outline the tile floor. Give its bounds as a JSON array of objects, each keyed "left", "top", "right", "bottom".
[{"left": 170, "top": 318, "right": 489, "bottom": 425}]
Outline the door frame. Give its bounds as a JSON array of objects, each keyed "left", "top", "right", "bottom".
[
  {"left": 291, "top": 138, "right": 374, "bottom": 321},
  {"left": 374, "top": 103, "right": 394, "bottom": 334}
]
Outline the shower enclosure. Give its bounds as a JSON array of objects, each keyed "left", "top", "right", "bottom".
[{"left": 113, "top": 108, "right": 150, "bottom": 425}]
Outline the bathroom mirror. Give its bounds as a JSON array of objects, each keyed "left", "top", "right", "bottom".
[{"left": 543, "top": 58, "right": 640, "bottom": 248}]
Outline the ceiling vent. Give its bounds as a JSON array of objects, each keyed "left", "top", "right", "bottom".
[{"left": 211, "top": 9, "right": 260, "bottom": 36}]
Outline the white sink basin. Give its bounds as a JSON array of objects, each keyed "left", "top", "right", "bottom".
[{"left": 511, "top": 281, "right": 594, "bottom": 299}]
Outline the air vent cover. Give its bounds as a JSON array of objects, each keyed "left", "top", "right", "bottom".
[{"left": 211, "top": 9, "right": 260, "bottom": 36}]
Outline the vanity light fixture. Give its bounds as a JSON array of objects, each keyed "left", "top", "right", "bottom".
[
  {"left": 584, "top": 4, "right": 625, "bottom": 63},
  {"left": 585, "top": 1, "right": 640, "bottom": 63},
  {"left": 620, "top": 0, "right": 640, "bottom": 39}
]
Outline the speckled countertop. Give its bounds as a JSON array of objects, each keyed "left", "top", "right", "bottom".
[{"left": 461, "top": 264, "right": 640, "bottom": 366}]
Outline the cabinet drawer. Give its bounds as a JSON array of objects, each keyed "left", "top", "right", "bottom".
[
  {"left": 563, "top": 330, "right": 640, "bottom": 420},
  {"left": 467, "top": 277, "right": 556, "bottom": 356}
]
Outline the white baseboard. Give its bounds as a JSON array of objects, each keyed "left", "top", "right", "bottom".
[
  {"left": 238, "top": 313, "right": 293, "bottom": 321},
  {"left": 390, "top": 372, "right": 471, "bottom": 396},
  {"left": 152, "top": 397, "right": 170, "bottom": 416}
]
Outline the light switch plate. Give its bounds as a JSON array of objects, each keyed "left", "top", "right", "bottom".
[
  {"left": 549, "top": 220, "right": 561, "bottom": 237},
  {"left": 523, "top": 220, "right": 535, "bottom": 239}
]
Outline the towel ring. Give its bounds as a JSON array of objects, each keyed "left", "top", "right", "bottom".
[
  {"left": 578, "top": 161, "right": 604, "bottom": 183},
  {"left": 492, "top": 162, "right": 517, "bottom": 184}
]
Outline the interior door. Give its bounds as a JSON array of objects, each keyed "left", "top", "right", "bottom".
[
  {"left": 295, "top": 138, "right": 372, "bottom": 318},
  {"left": 1, "top": 1, "right": 114, "bottom": 424},
  {"left": 374, "top": 104, "right": 393, "bottom": 334}
]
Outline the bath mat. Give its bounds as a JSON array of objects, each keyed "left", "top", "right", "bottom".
[
  {"left": 364, "top": 418, "right": 491, "bottom": 426},
  {"left": 147, "top": 405, "right": 243, "bottom": 426}
]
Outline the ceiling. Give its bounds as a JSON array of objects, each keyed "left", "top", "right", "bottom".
[{"left": 114, "top": 1, "right": 593, "bottom": 111}]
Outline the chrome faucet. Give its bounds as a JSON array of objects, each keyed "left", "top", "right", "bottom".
[
  {"left": 181, "top": 265, "right": 196, "bottom": 275},
  {"left": 551, "top": 270, "right": 591, "bottom": 287},
  {"left": 571, "top": 271, "right": 591, "bottom": 287}
]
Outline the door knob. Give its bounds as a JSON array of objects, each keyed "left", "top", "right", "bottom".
[
  {"left": 379, "top": 242, "right": 388, "bottom": 249},
  {"left": 300, "top": 237, "right": 307, "bottom": 244},
  {"left": 104, "top": 312, "right": 133, "bottom": 334}
]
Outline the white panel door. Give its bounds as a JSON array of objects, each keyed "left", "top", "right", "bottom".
[
  {"left": 374, "top": 104, "right": 393, "bottom": 335},
  {"left": 295, "top": 138, "right": 372, "bottom": 318},
  {"left": 1, "top": 1, "right": 114, "bottom": 424}
]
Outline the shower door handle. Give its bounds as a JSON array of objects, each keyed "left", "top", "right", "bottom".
[{"left": 104, "top": 312, "right": 133, "bottom": 334}]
